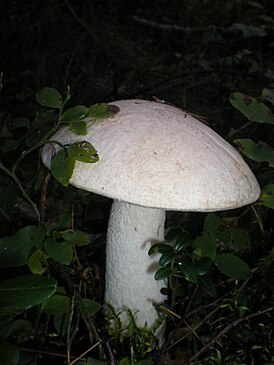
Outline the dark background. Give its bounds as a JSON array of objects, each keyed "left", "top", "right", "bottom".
[{"left": 1, "top": 0, "right": 273, "bottom": 128}]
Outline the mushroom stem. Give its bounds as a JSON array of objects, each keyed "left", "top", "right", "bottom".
[{"left": 105, "top": 200, "right": 166, "bottom": 328}]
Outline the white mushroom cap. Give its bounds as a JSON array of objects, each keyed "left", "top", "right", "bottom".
[{"left": 42, "top": 99, "right": 260, "bottom": 210}]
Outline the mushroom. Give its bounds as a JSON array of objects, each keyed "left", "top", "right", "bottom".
[{"left": 41, "top": 99, "right": 260, "bottom": 335}]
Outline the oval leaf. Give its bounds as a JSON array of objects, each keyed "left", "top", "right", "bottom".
[
  {"left": 259, "top": 184, "right": 274, "bottom": 209},
  {"left": 61, "top": 230, "right": 89, "bottom": 246},
  {"left": 0, "top": 225, "right": 45, "bottom": 268},
  {"left": 262, "top": 88, "right": 274, "bottom": 105},
  {"left": 215, "top": 253, "right": 250, "bottom": 280},
  {"left": 61, "top": 105, "right": 88, "bottom": 122},
  {"left": 69, "top": 121, "right": 87, "bottom": 135},
  {"left": 177, "top": 260, "right": 198, "bottom": 284},
  {"left": 0, "top": 275, "right": 57, "bottom": 310},
  {"left": 28, "top": 249, "right": 48, "bottom": 275},
  {"left": 235, "top": 139, "right": 274, "bottom": 167},
  {"left": 44, "top": 238, "right": 73, "bottom": 265},
  {"left": 68, "top": 141, "right": 99, "bottom": 163},
  {"left": 43, "top": 294, "right": 71, "bottom": 315},
  {"left": 230, "top": 92, "right": 274, "bottom": 124},
  {"left": 88, "top": 103, "right": 120, "bottom": 120},
  {"left": 154, "top": 267, "right": 172, "bottom": 281},
  {"left": 35, "top": 87, "right": 62, "bottom": 109},
  {"left": 80, "top": 298, "right": 101, "bottom": 316},
  {"left": 51, "top": 148, "right": 75, "bottom": 187}
]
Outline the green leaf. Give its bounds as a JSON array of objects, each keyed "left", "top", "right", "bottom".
[
  {"left": 215, "top": 253, "right": 250, "bottom": 279},
  {"left": 43, "top": 294, "right": 71, "bottom": 315},
  {"left": 194, "top": 231, "right": 217, "bottom": 260},
  {"left": 262, "top": 88, "right": 274, "bottom": 105},
  {"left": 0, "top": 275, "right": 57, "bottom": 311},
  {"left": 44, "top": 238, "right": 73, "bottom": 265},
  {"left": 154, "top": 267, "right": 173, "bottom": 280},
  {"left": 176, "top": 260, "right": 198, "bottom": 284},
  {"left": 204, "top": 213, "right": 223, "bottom": 235},
  {"left": 159, "top": 252, "right": 175, "bottom": 266},
  {"left": 61, "top": 230, "right": 89, "bottom": 246},
  {"left": 35, "top": 87, "right": 63, "bottom": 109},
  {"left": 148, "top": 243, "right": 172, "bottom": 255},
  {"left": 61, "top": 105, "right": 88, "bottom": 122},
  {"left": 230, "top": 92, "right": 274, "bottom": 124},
  {"left": 220, "top": 228, "right": 251, "bottom": 250},
  {"left": 51, "top": 147, "right": 76, "bottom": 187},
  {"left": 0, "top": 225, "right": 45, "bottom": 268},
  {"left": 87, "top": 103, "right": 120, "bottom": 120},
  {"left": 69, "top": 121, "right": 88, "bottom": 135},
  {"left": 0, "top": 337, "right": 19, "bottom": 365},
  {"left": 234, "top": 139, "right": 274, "bottom": 167},
  {"left": 51, "top": 142, "right": 99, "bottom": 186},
  {"left": 80, "top": 298, "right": 101, "bottom": 316},
  {"left": 68, "top": 141, "right": 99, "bottom": 163},
  {"left": 28, "top": 249, "right": 49, "bottom": 274},
  {"left": 165, "top": 226, "right": 190, "bottom": 253},
  {"left": 195, "top": 257, "right": 213, "bottom": 276},
  {"left": 259, "top": 184, "right": 274, "bottom": 209}
]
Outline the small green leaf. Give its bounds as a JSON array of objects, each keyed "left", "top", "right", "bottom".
[
  {"left": 61, "top": 105, "right": 88, "bottom": 122},
  {"left": 28, "top": 249, "right": 48, "bottom": 275},
  {"left": 194, "top": 231, "right": 217, "bottom": 260},
  {"left": 0, "top": 225, "right": 45, "bottom": 268},
  {"left": 159, "top": 252, "right": 175, "bottom": 266},
  {"left": 259, "top": 184, "right": 274, "bottom": 209},
  {"left": 44, "top": 238, "right": 73, "bottom": 265},
  {"left": 61, "top": 230, "right": 89, "bottom": 246},
  {"left": 87, "top": 103, "right": 119, "bottom": 120},
  {"left": 165, "top": 226, "right": 190, "bottom": 252},
  {"left": 215, "top": 253, "right": 250, "bottom": 279},
  {"left": 43, "top": 294, "right": 71, "bottom": 315},
  {"left": 154, "top": 267, "right": 173, "bottom": 280},
  {"left": 148, "top": 243, "right": 172, "bottom": 255},
  {"left": 68, "top": 141, "right": 99, "bottom": 163},
  {"left": 262, "top": 88, "right": 274, "bottom": 105},
  {"left": 0, "top": 275, "right": 57, "bottom": 311},
  {"left": 0, "top": 337, "right": 19, "bottom": 365},
  {"left": 176, "top": 260, "right": 198, "bottom": 284},
  {"left": 69, "top": 121, "right": 88, "bottom": 135},
  {"left": 35, "top": 87, "right": 63, "bottom": 109},
  {"left": 230, "top": 92, "right": 274, "bottom": 124},
  {"left": 235, "top": 139, "right": 274, "bottom": 167},
  {"left": 220, "top": 228, "right": 251, "bottom": 250},
  {"left": 51, "top": 147, "right": 76, "bottom": 187},
  {"left": 80, "top": 298, "right": 101, "bottom": 316},
  {"left": 204, "top": 213, "right": 223, "bottom": 235},
  {"left": 195, "top": 257, "right": 213, "bottom": 276}
]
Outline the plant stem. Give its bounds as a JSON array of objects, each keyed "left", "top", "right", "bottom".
[{"left": 0, "top": 162, "right": 40, "bottom": 222}]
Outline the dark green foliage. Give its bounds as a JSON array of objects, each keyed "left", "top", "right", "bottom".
[{"left": 0, "top": 1, "right": 274, "bottom": 363}]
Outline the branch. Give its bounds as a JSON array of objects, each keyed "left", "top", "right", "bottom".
[
  {"left": 182, "top": 306, "right": 274, "bottom": 365},
  {"left": 132, "top": 16, "right": 218, "bottom": 33}
]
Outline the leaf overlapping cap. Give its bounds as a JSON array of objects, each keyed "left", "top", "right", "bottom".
[{"left": 42, "top": 99, "right": 260, "bottom": 211}]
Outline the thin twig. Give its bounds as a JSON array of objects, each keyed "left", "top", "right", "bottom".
[
  {"left": 182, "top": 306, "right": 274, "bottom": 365},
  {"left": 69, "top": 342, "right": 100, "bottom": 365}
]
